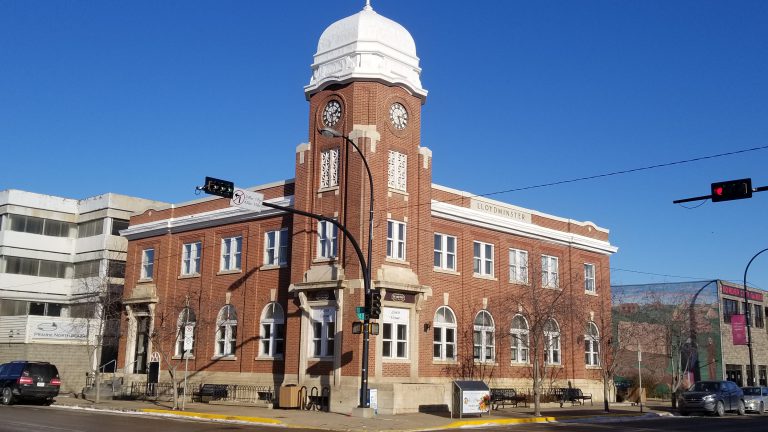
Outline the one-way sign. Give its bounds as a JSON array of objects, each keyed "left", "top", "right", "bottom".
[{"left": 231, "top": 188, "right": 264, "bottom": 212}]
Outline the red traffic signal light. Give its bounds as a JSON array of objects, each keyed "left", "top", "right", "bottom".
[{"left": 711, "top": 178, "right": 752, "bottom": 202}]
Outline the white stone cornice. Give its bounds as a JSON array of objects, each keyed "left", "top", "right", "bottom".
[
  {"left": 432, "top": 183, "right": 610, "bottom": 235},
  {"left": 431, "top": 200, "right": 618, "bottom": 255},
  {"left": 122, "top": 197, "right": 294, "bottom": 240}
]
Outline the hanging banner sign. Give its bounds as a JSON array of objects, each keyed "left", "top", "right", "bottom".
[{"left": 732, "top": 314, "right": 747, "bottom": 345}]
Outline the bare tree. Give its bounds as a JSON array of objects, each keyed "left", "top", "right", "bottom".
[
  {"left": 516, "top": 266, "right": 570, "bottom": 416},
  {"left": 71, "top": 255, "right": 126, "bottom": 403},
  {"left": 147, "top": 304, "right": 193, "bottom": 410}
]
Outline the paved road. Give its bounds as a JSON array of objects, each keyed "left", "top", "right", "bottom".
[
  {"left": 0, "top": 405, "right": 321, "bottom": 432},
  {"left": 475, "top": 414, "right": 766, "bottom": 432}
]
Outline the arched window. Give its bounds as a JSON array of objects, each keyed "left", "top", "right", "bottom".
[
  {"left": 510, "top": 314, "right": 529, "bottom": 364},
  {"left": 433, "top": 306, "right": 457, "bottom": 360},
  {"left": 260, "top": 302, "right": 284, "bottom": 358},
  {"left": 585, "top": 321, "right": 600, "bottom": 366},
  {"left": 473, "top": 310, "right": 495, "bottom": 362},
  {"left": 215, "top": 305, "right": 238, "bottom": 357},
  {"left": 175, "top": 307, "right": 197, "bottom": 357},
  {"left": 544, "top": 318, "right": 560, "bottom": 365}
]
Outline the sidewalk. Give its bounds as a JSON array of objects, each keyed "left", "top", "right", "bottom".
[{"left": 51, "top": 396, "right": 673, "bottom": 431}]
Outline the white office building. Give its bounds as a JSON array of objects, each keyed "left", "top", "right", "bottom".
[{"left": 0, "top": 189, "right": 166, "bottom": 393}]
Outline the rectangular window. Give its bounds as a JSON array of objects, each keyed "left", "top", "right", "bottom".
[
  {"left": 723, "top": 298, "right": 738, "bottom": 323},
  {"left": 434, "top": 233, "right": 456, "bottom": 271},
  {"left": 141, "top": 248, "right": 154, "bottom": 280},
  {"left": 585, "top": 339, "right": 599, "bottom": 366},
  {"left": 753, "top": 304, "right": 764, "bottom": 329},
  {"left": 108, "top": 260, "right": 125, "bottom": 278},
  {"left": 8, "top": 214, "right": 44, "bottom": 235},
  {"left": 509, "top": 248, "right": 528, "bottom": 283},
  {"left": 584, "top": 263, "right": 596, "bottom": 293},
  {"left": 181, "top": 242, "right": 202, "bottom": 276},
  {"left": 43, "top": 219, "right": 72, "bottom": 237},
  {"left": 545, "top": 333, "right": 561, "bottom": 365},
  {"left": 382, "top": 307, "right": 409, "bottom": 359},
  {"left": 111, "top": 219, "right": 130, "bottom": 236},
  {"left": 311, "top": 308, "right": 335, "bottom": 358},
  {"left": 264, "top": 230, "right": 288, "bottom": 266},
  {"left": 3, "top": 256, "right": 68, "bottom": 278},
  {"left": 387, "top": 151, "right": 407, "bottom": 191},
  {"left": 221, "top": 236, "right": 243, "bottom": 271},
  {"left": 473, "top": 241, "right": 494, "bottom": 276},
  {"left": 320, "top": 148, "right": 339, "bottom": 189},
  {"left": 77, "top": 219, "right": 104, "bottom": 238},
  {"left": 74, "top": 260, "right": 101, "bottom": 278},
  {"left": 317, "top": 220, "right": 338, "bottom": 259},
  {"left": 387, "top": 220, "right": 406, "bottom": 260},
  {"left": 541, "top": 255, "right": 559, "bottom": 288}
]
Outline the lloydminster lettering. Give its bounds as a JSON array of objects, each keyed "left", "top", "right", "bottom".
[{"left": 471, "top": 199, "right": 531, "bottom": 224}]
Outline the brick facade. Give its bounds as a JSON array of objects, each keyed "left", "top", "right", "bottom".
[{"left": 116, "top": 10, "right": 616, "bottom": 414}]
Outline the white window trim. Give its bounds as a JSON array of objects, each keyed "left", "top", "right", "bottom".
[
  {"left": 140, "top": 248, "right": 154, "bottom": 280},
  {"left": 387, "top": 220, "right": 407, "bottom": 261},
  {"left": 509, "top": 248, "right": 529, "bottom": 284},
  {"left": 382, "top": 308, "right": 409, "bottom": 360},
  {"left": 544, "top": 319, "right": 561, "bottom": 365},
  {"left": 320, "top": 148, "right": 339, "bottom": 189},
  {"left": 215, "top": 306, "right": 237, "bottom": 358},
  {"left": 541, "top": 255, "right": 559, "bottom": 288},
  {"left": 473, "top": 310, "right": 495, "bottom": 363},
  {"left": 264, "top": 229, "right": 289, "bottom": 266},
  {"left": 584, "top": 263, "right": 596, "bottom": 293},
  {"left": 510, "top": 315, "right": 529, "bottom": 364},
  {"left": 311, "top": 320, "right": 335, "bottom": 359},
  {"left": 259, "top": 303, "right": 285, "bottom": 358},
  {"left": 181, "top": 241, "right": 202, "bottom": 276},
  {"left": 387, "top": 150, "right": 407, "bottom": 191},
  {"left": 220, "top": 236, "right": 242, "bottom": 272},
  {"left": 317, "top": 220, "right": 338, "bottom": 259},
  {"left": 585, "top": 322, "right": 600, "bottom": 367},
  {"left": 433, "top": 306, "right": 457, "bottom": 361},
  {"left": 434, "top": 233, "right": 457, "bottom": 271},
  {"left": 473, "top": 241, "right": 494, "bottom": 277}
]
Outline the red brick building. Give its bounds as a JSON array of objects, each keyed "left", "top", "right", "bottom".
[{"left": 118, "top": 4, "right": 617, "bottom": 414}]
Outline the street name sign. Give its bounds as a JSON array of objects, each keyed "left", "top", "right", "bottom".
[{"left": 230, "top": 188, "right": 264, "bottom": 212}]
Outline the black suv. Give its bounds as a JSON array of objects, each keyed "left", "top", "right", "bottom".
[
  {"left": 678, "top": 380, "right": 745, "bottom": 416},
  {"left": 0, "top": 361, "right": 61, "bottom": 405}
]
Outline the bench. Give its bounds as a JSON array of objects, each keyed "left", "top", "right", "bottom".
[
  {"left": 490, "top": 388, "right": 528, "bottom": 409},
  {"left": 192, "top": 384, "right": 229, "bottom": 403},
  {"left": 557, "top": 388, "right": 592, "bottom": 407}
]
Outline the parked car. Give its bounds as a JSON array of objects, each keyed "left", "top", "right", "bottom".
[
  {"left": 0, "top": 361, "right": 61, "bottom": 406},
  {"left": 742, "top": 386, "right": 768, "bottom": 413},
  {"left": 678, "top": 380, "right": 745, "bottom": 416}
]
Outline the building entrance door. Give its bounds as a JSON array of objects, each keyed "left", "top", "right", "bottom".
[{"left": 134, "top": 316, "right": 150, "bottom": 374}]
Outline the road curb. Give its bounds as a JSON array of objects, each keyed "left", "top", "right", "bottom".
[
  {"left": 139, "top": 408, "right": 285, "bottom": 426},
  {"left": 442, "top": 416, "right": 556, "bottom": 429}
]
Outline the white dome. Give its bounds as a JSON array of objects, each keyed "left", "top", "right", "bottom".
[{"left": 305, "top": 3, "right": 427, "bottom": 102}]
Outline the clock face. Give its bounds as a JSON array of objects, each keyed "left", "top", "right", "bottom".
[
  {"left": 322, "top": 100, "right": 342, "bottom": 127},
  {"left": 389, "top": 103, "right": 408, "bottom": 130}
]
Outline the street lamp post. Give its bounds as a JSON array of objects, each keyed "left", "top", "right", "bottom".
[
  {"left": 743, "top": 247, "right": 768, "bottom": 386},
  {"left": 320, "top": 127, "right": 375, "bottom": 409}
]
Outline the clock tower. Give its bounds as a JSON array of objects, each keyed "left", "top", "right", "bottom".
[{"left": 286, "top": 2, "right": 434, "bottom": 409}]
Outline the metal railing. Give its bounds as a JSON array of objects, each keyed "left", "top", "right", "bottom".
[{"left": 125, "top": 382, "right": 274, "bottom": 404}]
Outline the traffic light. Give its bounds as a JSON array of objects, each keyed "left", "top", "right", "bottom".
[
  {"left": 369, "top": 290, "right": 382, "bottom": 320},
  {"left": 711, "top": 178, "right": 753, "bottom": 202},
  {"left": 202, "top": 176, "right": 235, "bottom": 199}
]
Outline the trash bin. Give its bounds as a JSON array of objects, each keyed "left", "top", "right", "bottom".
[{"left": 279, "top": 385, "right": 301, "bottom": 408}]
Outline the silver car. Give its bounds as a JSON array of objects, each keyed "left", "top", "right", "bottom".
[{"left": 742, "top": 386, "right": 768, "bottom": 413}]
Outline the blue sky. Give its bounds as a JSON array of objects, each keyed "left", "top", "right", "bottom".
[{"left": 1, "top": 0, "right": 767, "bottom": 290}]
